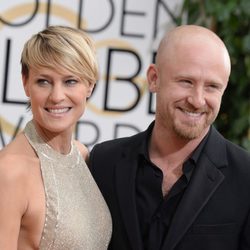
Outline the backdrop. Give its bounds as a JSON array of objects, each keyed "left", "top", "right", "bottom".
[{"left": 0, "top": 0, "right": 182, "bottom": 149}]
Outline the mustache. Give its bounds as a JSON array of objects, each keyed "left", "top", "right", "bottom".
[{"left": 178, "top": 105, "right": 209, "bottom": 114}]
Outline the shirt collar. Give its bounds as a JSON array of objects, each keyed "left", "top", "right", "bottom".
[
  {"left": 138, "top": 121, "right": 154, "bottom": 161},
  {"left": 139, "top": 122, "right": 211, "bottom": 178},
  {"left": 182, "top": 127, "right": 211, "bottom": 180},
  {"left": 188, "top": 127, "right": 211, "bottom": 164},
  {"left": 139, "top": 122, "right": 211, "bottom": 160}
]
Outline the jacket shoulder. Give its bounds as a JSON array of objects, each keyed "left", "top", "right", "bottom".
[
  {"left": 225, "top": 138, "right": 250, "bottom": 165},
  {"left": 91, "top": 130, "right": 145, "bottom": 157}
]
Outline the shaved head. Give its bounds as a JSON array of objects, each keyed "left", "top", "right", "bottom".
[{"left": 156, "top": 25, "right": 231, "bottom": 76}]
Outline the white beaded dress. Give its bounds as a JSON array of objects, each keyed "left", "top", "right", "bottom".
[{"left": 24, "top": 120, "right": 112, "bottom": 250}]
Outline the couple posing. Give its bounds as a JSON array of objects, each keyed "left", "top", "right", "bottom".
[{"left": 0, "top": 24, "right": 249, "bottom": 250}]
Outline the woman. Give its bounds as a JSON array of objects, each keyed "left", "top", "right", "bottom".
[{"left": 0, "top": 26, "right": 112, "bottom": 249}]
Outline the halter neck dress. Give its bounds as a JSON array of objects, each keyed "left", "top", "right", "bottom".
[{"left": 24, "top": 120, "right": 112, "bottom": 250}]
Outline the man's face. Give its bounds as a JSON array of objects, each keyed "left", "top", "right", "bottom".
[{"left": 149, "top": 38, "right": 230, "bottom": 140}]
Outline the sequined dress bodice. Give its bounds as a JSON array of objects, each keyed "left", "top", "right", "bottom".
[{"left": 24, "top": 121, "right": 112, "bottom": 250}]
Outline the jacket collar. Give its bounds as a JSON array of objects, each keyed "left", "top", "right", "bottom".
[
  {"left": 115, "top": 124, "right": 228, "bottom": 250},
  {"left": 162, "top": 126, "right": 228, "bottom": 249}
]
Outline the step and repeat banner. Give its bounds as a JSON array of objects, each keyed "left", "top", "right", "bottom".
[{"left": 0, "top": 0, "right": 182, "bottom": 149}]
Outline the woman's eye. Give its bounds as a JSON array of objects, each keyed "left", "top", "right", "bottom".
[
  {"left": 37, "top": 79, "right": 49, "bottom": 86},
  {"left": 65, "top": 79, "right": 78, "bottom": 85}
]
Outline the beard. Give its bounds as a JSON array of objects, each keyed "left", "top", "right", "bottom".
[
  {"left": 156, "top": 98, "right": 220, "bottom": 140},
  {"left": 171, "top": 110, "right": 216, "bottom": 140}
]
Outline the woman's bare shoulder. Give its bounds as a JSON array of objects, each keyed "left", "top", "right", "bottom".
[{"left": 0, "top": 133, "right": 38, "bottom": 183}]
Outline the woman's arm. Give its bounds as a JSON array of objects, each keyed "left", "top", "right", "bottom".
[{"left": 0, "top": 154, "right": 28, "bottom": 250}]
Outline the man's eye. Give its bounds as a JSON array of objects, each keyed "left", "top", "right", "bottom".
[
  {"left": 208, "top": 85, "right": 217, "bottom": 89},
  {"left": 180, "top": 79, "right": 192, "bottom": 86},
  {"left": 206, "top": 84, "right": 221, "bottom": 91}
]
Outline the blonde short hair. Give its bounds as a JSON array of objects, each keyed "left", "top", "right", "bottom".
[{"left": 21, "top": 25, "right": 98, "bottom": 85}]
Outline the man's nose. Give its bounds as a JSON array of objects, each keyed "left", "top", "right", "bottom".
[{"left": 187, "top": 87, "right": 206, "bottom": 108}]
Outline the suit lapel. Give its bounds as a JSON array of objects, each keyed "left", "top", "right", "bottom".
[
  {"left": 115, "top": 147, "right": 143, "bottom": 250},
  {"left": 162, "top": 127, "right": 228, "bottom": 250},
  {"left": 162, "top": 155, "right": 224, "bottom": 249},
  {"left": 113, "top": 125, "right": 228, "bottom": 250}
]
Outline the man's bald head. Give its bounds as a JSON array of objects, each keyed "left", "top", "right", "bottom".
[{"left": 155, "top": 25, "right": 231, "bottom": 76}]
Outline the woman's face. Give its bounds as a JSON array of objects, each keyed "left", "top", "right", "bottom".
[{"left": 23, "top": 66, "right": 93, "bottom": 135}]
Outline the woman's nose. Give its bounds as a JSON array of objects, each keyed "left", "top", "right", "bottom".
[{"left": 49, "top": 84, "right": 65, "bottom": 103}]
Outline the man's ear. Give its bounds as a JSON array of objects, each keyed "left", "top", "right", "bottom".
[
  {"left": 22, "top": 74, "right": 30, "bottom": 97},
  {"left": 147, "top": 64, "right": 159, "bottom": 93}
]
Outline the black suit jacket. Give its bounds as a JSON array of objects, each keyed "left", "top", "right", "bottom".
[{"left": 89, "top": 125, "right": 250, "bottom": 250}]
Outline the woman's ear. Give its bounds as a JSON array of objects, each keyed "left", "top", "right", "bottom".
[
  {"left": 22, "top": 74, "right": 30, "bottom": 97},
  {"left": 147, "top": 64, "right": 159, "bottom": 93},
  {"left": 86, "top": 82, "right": 95, "bottom": 98}
]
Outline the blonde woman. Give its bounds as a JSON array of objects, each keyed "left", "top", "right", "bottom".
[{"left": 0, "top": 26, "right": 112, "bottom": 250}]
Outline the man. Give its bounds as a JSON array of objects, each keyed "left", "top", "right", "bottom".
[{"left": 89, "top": 25, "right": 250, "bottom": 250}]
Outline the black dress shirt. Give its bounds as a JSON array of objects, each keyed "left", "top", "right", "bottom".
[{"left": 135, "top": 125, "right": 210, "bottom": 250}]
